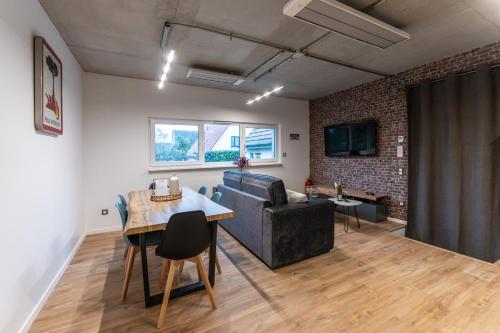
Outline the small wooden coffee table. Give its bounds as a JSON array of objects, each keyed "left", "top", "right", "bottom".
[{"left": 329, "top": 198, "right": 362, "bottom": 232}]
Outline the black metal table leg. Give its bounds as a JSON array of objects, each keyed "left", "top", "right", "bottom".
[
  {"left": 139, "top": 233, "right": 154, "bottom": 307},
  {"left": 344, "top": 206, "right": 349, "bottom": 232},
  {"left": 354, "top": 206, "right": 361, "bottom": 229},
  {"left": 208, "top": 220, "right": 218, "bottom": 286}
]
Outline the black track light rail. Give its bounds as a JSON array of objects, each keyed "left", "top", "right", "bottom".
[{"left": 166, "top": 21, "right": 391, "bottom": 80}]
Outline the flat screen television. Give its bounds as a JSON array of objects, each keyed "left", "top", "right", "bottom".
[{"left": 324, "top": 121, "right": 376, "bottom": 156}]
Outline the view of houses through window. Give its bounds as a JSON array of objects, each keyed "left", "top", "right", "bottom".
[
  {"left": 151, "top": 119, "right": 277, "bottom": 166},
  {"left": 245, "top": 127, "right": 276, "bottom": 160},
  {"left": 203, "top": 124, "right": 240, "bottom": 162}
]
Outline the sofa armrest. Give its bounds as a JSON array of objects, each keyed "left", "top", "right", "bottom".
[
  {"left": 217, "top": 184, "right": 271, "bottom": 257},
  {"left": 262, "top": 199, "right": 335, "bottom": 269}
]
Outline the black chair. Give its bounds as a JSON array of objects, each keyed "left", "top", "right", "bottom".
[
  {"left": 176, "top": 192, "right": 224, "bottom": 279},
  {"left": 155, "top": 210, "right": 217, "bottom": 328}
]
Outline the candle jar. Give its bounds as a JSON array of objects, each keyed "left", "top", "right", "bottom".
[{"left": 309, "top": 185, "right": 318, "bottom": 198}]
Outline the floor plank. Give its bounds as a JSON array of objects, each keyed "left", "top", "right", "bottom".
[{"left": 30, "top": 217, "right": 500, "bottom": 332}]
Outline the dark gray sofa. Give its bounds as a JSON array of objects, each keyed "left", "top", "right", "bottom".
[{"left": 217, "top": 171, "right": 335, "bottom": 269}]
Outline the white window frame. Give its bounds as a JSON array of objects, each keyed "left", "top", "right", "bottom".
[{"left": 149, "top": 118, "right": 280, "bottom": 170}]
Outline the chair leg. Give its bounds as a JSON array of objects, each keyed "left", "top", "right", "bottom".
[
  {"left": 159, "top": 259, "right": 171, "bottom": 290},
  {"left": 121, "top": 247, "right": 138, "bottom": 301},
  {"left": 194, "top": 255, "right": 217, "bottom": 309},
  {"left": 123, "top": 246, "right": 131, "bottom": 274},
  {"left": 157, "top": 261, "right": 179, "bottom": 329},
  {"left": 176, "top": 261, "right": 185, "bottom": 284}
]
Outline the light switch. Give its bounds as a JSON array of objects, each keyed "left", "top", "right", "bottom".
[
  {"left": 397, "top": 146, "right": 403, "bottom": 157},
  {"left": 398, "top": 136, "right": 404, "bottom": 143}
]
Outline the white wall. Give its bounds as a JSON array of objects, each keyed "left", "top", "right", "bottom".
[
  {"left": 0, "top": 1, "right": 83, "bottom": 332},
  {"left": 83, "top": 73, "right": 309, "bottom": 232}
]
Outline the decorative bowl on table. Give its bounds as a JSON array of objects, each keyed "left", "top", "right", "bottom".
[{"left": 150, "top": 189, "right": 182, "bottom": 202}]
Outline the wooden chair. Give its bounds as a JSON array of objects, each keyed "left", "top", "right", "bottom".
[
  {"left": 115, "top": 201, "right": 163, "bottom": 301},
  {"left": 155, "top": 211, "right": 217, "bottom": 328},
  {"left": 173, "top": 192, "right": 223, "bottom": 282},
  {"left": 117, "top": 195, "right": 129, "bottom": 258},
  {"left": 210, "top": 191, "right": 222, "bottom": 203},
  {"left": 117, "top": 194, "right": 127, "bottom": 207},
  {"left": 198, "top": 186, "right": 208, "bottom": 195}
]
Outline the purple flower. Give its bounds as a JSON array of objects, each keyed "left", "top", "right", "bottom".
[{"left": 233, "top": 156, "right": 250, "bottom": 171}]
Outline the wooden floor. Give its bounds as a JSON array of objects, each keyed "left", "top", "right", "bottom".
[{"left": 30, "top": 217, "right": 500, "bottom": 333}]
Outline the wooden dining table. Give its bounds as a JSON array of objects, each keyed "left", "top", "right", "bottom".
[{"left": 124, "top": 186, "right": 235, "bottom": 308}]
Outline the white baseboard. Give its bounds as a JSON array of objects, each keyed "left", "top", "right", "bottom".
[
  {"left": 86, "top": 225, "right": 122, "bottom": 235},
  {"left": 388, "top": 217, "right": 407, "bottom": 225},
  {"left": 19, "top": 232, "right": 86, "bottom": 333},
  {"left": 19, "top": 225, "right": 123, "bottom": 332}
]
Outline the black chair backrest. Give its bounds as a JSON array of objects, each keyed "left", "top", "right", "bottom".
[{"left": 156, "top": 210, "right": 211, "bottom": 260}]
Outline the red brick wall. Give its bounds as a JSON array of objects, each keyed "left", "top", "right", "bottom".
[{"left": 310, "top": 41, "right": 500, "bottom": 220}]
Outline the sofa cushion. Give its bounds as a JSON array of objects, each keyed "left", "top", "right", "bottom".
[
  {"left": 286, "top": 189, "right": 309, "bottom": 203},
  {"left": 241, "top": 173, "right": 288, "bottom": 206},
  {"left": 223, "top": 170, "right": 244, "bottom": 190}
]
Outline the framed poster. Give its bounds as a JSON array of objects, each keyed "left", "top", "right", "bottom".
[{"left": 34, "top": 37, "right": 63, "bottom": 135}]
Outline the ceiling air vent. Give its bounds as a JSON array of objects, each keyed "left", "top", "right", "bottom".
[
  {"left": 283, "top": 0, "right": 410, "bottom": 49},
  {"left": 186, "top": 67, "right": 245, "bottom": 85}
]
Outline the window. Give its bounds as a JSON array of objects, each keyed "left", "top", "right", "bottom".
[
  {"left": 150, "top": 119, "right": 278, "bottom": 168},
  {"left": 204, "top": 124, "right": 240, "bottom": 163},
  {"left": 244, "top": 127, "right": 276, "bottom": 160},
  {"left": 152, "top": 121, "right": 199, "bottom": 163}
]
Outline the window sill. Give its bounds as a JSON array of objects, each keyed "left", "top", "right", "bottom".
[{"left": 148, "top": 162, "right": 283, "bottom": 173}]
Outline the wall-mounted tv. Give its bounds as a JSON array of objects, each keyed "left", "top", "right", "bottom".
[{"left": 324, "top": 121, "right": 376, "bottom": 156}]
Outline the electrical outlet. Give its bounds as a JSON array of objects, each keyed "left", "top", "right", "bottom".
[
  {"left": 399, "top": 201, "right": 404, "bottom": 206},
  {"left": 101, "top": 209, "right": 108, "bottom": 215},
  {"left": 282, "top": 152, "right": 287, "bottom": 157},
  {"left": 397, "top": 145, "right": 403, "bottom": 157},
  {"left": 399, "top": 168, "right": 403, "bottom": 176}
]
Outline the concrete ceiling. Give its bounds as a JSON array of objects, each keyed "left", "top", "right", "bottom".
[{"left": 39, "top": 0, "right": 500, "bottom": 100}]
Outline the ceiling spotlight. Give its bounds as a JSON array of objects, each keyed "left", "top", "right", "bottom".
[
  {"left": 158, "top": 49, "right": 176, "bottom": 89},
  {"left": 246, "top": 86, "right": 284, "bottom": 105},
  {"left": 167, "top": 50, "right": 175, "bottom": 63}
]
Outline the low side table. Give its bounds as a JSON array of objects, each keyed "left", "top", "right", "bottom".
[{"left": 328, "top": 198, "right": 362, "bottom": 232}]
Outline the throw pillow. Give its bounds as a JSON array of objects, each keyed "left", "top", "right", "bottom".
[{"left": 286, "top": 189, "right": 308, "bottom": 203}]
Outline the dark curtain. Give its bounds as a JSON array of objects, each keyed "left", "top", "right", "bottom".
[{"left": 407, "top": 64, "right": 500, "bottom": 262}]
